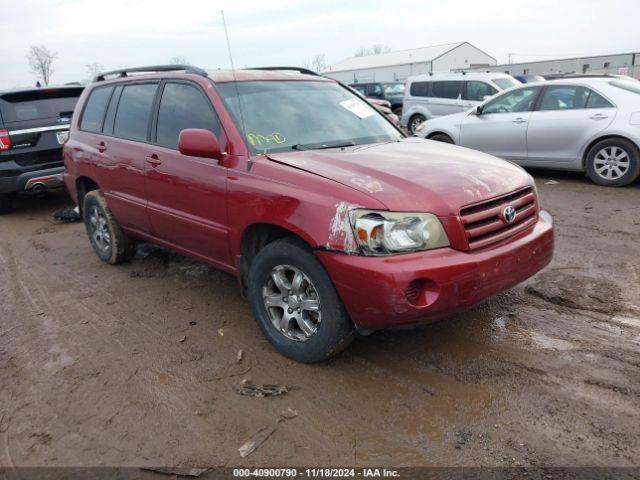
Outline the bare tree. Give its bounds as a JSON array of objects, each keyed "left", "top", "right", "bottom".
[
  {"left": 28, "top": 45, "right": 57, "bottom": 85},
  {"left": 310, "top": 54, "right": 327, "bottom": 73},
  {"left": 354, "top": 44, "right": 392, "bottom": 57},
  {"left": 371, "top": 44, "right": 391, "bottom": 55},
  {"left": 85, "top": 63, "right": 105, "bottom": 81},
  {"left": 170, "top": 55, "right": 189, "bottom": 65}
]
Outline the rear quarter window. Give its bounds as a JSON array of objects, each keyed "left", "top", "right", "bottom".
[
  {"left": 0, "top": 88, "right": 83, "bottom": 124},
  {"left": 80, "top": 86, "right": 114, "bottom": 133}
]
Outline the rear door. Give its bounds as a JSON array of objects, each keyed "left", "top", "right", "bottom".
[
  {"left": 429, "top": 81, "right": 463, "bottom": 116},
  {"left": 144, "top": 80, "right": 230, "bottom": 268},
  {"left": 85, "top": 82, "right": 158, "bottom": 231},
  {"left": 460, "top": 86, "right": 540, "bottom": 160},
  {"left": 0, "top": 87, "right": 83, "bottom": 169},
  {"left": 526, "top": 85, "right": 616, "bottom": 162}
]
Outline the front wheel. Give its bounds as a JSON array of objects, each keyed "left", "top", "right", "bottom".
[
  {"left": 408, "top": 114, "right": 426, "bottom": 135},
  {"left": 586, "top": 138, "right": 640, "bottom": 187},
  {"left": 430, "top": 133, "right": 454, "bottom": 144},
  {"left": 247, "top": 237, "right": 355, "bottom": 363}
]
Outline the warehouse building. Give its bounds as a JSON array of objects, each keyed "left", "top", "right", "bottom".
[
  {"left": 322, "top": 41, "right": 496, "bottom": 83},
  {"left": 462, "top": 51, "right": 640, "bottom": 78}
]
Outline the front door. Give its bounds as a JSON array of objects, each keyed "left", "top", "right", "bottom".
[
  {"left": 460, "top": 86, "right": 540, "bottom": 160},
  {"left": 144, "top": 81, "right": 231, "bottom": 269}
]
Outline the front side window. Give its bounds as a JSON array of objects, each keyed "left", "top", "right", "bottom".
[
  {"left": 465, "top": 81, "right": 497, "bottom": 101},
  {"left": 217, "top": 80, "right": 402, "bottom": 154},
  {"left": 492, "top": 77, "right": 521, "bottom": 90},
  {"left": 80, "top": 86, "right": 113, "bottom": 133},
  {"left": 431, "top": 81, "right": 461, "bottom": 99},
  {"left": 482, "top": 87, "right": 539, "bottom": 114},
  {"left": 156, "top": 82, "right": 221, "bottom": 149},
  {"left": 113, "top": 83, "right": 158, "bottom": 141}
]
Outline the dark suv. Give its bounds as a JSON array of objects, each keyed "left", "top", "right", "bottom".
[
  {"left": 0, "top": 86, "right": 84, "bottom": 212},
  {"left": 349, "top": 82, "right": 405, "bottom": 115}
]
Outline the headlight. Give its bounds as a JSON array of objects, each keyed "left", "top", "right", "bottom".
[{"left": 350, "top": 209, "right": 449, "bottom": 255}]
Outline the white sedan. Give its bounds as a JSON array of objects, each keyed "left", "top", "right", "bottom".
[{"left": 415, "top": 76, "right": 640, "bottom": 187}]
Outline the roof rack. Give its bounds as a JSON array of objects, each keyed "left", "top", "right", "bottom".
[
  {"left": 93, "top": 65, "right": 208, "bottom": 82},
  {"left": 248, "top": 66, "right": 320, "bottom": 77},
  {"left": 557, "top": 73, "right": 618, "bottom": 79}
]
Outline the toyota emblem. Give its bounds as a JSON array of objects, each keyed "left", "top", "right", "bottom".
[{"left": 503, "top": 205, "right": 517, "bottom": 224}]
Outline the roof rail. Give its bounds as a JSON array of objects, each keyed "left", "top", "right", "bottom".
[
  {"left": 248, "top": 66, "right": 320, "bottom": 77},
  {"left": 557, "top": 73, "right": 618, "bottom": 79},
  {"left": 93, "top": 65, "right": 208, "bottom": 82}
]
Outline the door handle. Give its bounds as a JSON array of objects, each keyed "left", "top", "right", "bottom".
[
  {"left": 512, "top": 118, "right": 527, "bottom": 124},
  {"left": 145, "top": 154, "right": 162, "bottom": 167},
  {"left": 96, "top": 142, "right": 107, "bottom": 153},
  {"left": 589, "top": 114, "right": 608, "bottom": 120}
]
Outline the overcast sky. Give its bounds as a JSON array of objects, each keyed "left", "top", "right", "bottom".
[{"left": 1, "top": 0, "right": 638, "bottom": 89}]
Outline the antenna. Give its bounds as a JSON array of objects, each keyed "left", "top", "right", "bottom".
[{"left": 221, "top": 10, "right": 249, "bottom": 153}]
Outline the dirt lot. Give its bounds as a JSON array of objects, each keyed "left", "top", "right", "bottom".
[{"left": 0, "top": 171, "right": 639, "bottom": 469}]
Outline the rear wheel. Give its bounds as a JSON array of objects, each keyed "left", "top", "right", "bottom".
[
  {"left": 83, "top": 190, "right": 135, "bottom": 264},
  {"left": 0, "top": 193, "right": 13, "bottom": 214},
  {"left": 430, "top": 133, "right": 454, "bottom": 144},
  {"left": 408, "top": 114, "right": 426, "bottom": 135},
  {"left": 247, "top": 237, "right": 355, "bottom": 363},
  {"left": 586, "top": 138, "right": 640, "bottom": 187}
]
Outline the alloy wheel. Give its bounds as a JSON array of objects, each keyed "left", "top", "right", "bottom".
[
  {"left": 593, "top": 146, "right": 630, "bottom": 180},
  {"left": 262, "top": 265, "right": 321, "bottom": 342},
  {"left": 88, "top": 206, "right": 111, "bottom": 252}
]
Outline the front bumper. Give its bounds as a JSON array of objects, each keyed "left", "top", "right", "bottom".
[{"left": 316, "top": 211, "right": 554, "bottom": 330}]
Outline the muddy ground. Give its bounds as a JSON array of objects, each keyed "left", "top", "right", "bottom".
[{"left": 0, "top": 171, "right": 639, "bottom": 469}]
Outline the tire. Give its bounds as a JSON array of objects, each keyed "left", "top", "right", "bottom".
[
  {"left": 586, "top": 138, "right": 640, "bottom": 187},
  {"left": 83, "top": 190, "right": 135, "bottom": 264},
  {"left": 408, "top": 114, "right": 426, "bottom": 135},
  {"left": 0, "top": 193, "right": 13, "bottom": 214},
  {"left": 430, "top": 133, "right": 454, "bottom": 144},
  {"left": 247, "top": 237, "right": 355, "bottom": 363}
]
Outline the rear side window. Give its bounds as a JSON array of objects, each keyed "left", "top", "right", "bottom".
[
  {"left": 585, "top": 89, "right": 614, "bottom": 108},
  {"left": 155, "top": 82, "right": 221, "bottom": 149},
  {"left": 431, "top": 81, "right": 461, "bottom": 99},
  {"left": 113, "top": 83, "right": 158, "bottom": 142},
  {"left": 539, "top": 86, "right": 590, "bottom": 111},
  {"left": 465, "top": 81, "right": 497, "bottom": 101},
  {"left": 409, "top": 81, "right": 430, "bottom": 97},
  {"left": 80, "top": 86, "right": 113, "bottom": 133},
  {"left": 0, "top": 88, "right": 82, "bottom": 124}
]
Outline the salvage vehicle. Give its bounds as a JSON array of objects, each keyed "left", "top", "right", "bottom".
[
  {"left": 401, "top": 72, "right": 520, "bottom": 134},
  {"left": 0, "top": 85, "right": 84, "bottom": 212},
  {"left": 415, "top": 77, "right": 640, "bottom": 187},
  {"left": 64, "top": 65, "right": 554, "bottom": 362}
]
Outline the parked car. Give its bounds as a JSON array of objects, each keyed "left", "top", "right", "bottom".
[
  {"left": 349, "top": 82, "right": 405, "bottom": 116},
  {"left": 401, "top": 73, "right": 521, "bottom": 134},
  {"left": 416, "top": 77, "right": 640, "bottom": 187},
  {"left": 514, "top": 74, "right": 545, "bottom": 84},
  {"left": 64, "top": 65, "right": 554, "bottom": 362},
  {"left": 0, "top": 85, "right": 84, "bottom": 212},
  {"left": 366, "top": 98, "right": 399, "bottom": 125}
]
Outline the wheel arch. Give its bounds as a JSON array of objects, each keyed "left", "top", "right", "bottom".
[
  {"left": 581, "top": 134, "right": 640, "bottom": 168},
  {"left": 75, "top": 176, "right": 101, "bottom": 214},
  {"left": 239, "top": 223, "right": 315, "bottom": 294},
  {"left": 426, "top": 131, "right": 455, "bottom": 143}
]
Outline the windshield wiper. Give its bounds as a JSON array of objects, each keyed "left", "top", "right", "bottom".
[
  {"left": 291, "top": 144, "right": 308, "bottom": 151},
  {"left": 317, "top": 141, "right": 356, "bottom": 150}
]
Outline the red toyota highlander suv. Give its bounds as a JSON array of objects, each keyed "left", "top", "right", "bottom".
[{"left": 63, "top": 65, "right": 554, "bottom": 362}]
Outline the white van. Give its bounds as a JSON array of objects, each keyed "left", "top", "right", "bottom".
[{"left": 401, "top": 72, "right": 521, "bottom": 133}]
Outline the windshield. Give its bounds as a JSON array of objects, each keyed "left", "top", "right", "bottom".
[
  {"left": 216, "top": 80, "right": 402, "bottom": 153},
  {"left": 382, "top": 83, "right": 405, "bottom": 95},
  {"left": 492, "top": 77, "right": 521, "bottom": 90}
]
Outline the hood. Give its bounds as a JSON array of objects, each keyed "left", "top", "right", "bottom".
[{"left": 268, "top": 138, "right": 532, "bottom": 215}]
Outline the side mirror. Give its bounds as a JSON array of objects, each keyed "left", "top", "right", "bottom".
[
  {"left": 472, "top": 105, "right": 483, "bottom": 116},
  {"left": 178, "top": 129, "right": 222, "bottom": 160}
]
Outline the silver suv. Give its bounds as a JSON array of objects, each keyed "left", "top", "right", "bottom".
[{"left": 401, "top": 72, "right": 520, "bottom": 133}]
